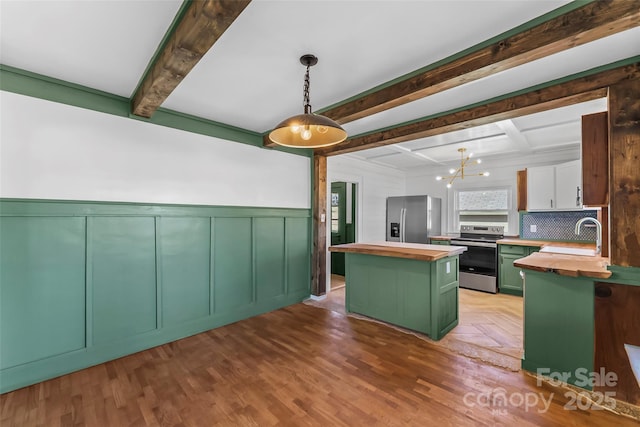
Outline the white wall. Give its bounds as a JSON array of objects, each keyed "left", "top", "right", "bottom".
[
  {"left": 0, "top": 92, "right": 310, "bottom": 208},
  {"left": 328, "top": 155, "right": 406, "bottom": 242},
  {"left": 325, "top": 155, "right": 405, "bottom": 291}
]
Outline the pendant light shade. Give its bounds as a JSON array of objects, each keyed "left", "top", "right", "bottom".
[{"left": 269, "top": 55, "right": 347, "bottom": 149}]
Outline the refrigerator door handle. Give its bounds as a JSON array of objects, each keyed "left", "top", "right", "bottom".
[{"left": 400, "top": 208, "right": 407, "bottom": 242}]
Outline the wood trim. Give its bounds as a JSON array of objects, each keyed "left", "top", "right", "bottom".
[
  {"left": 582, "top": 111, "right": 610, "bottom": 206},
  {"left": 312, "top": 154, "right": 327, "bottom": 296},
  {"left": 598, "top": 207, "right": 610, "bottom": 259},
  {"left": 318, "top": 0, "right": 640, "bottom": 124},
  {"left": 517, "top": 169, "right": 527, "bottom": 211},
  {"left": 319, "top": 62, "right": 640, "bottom": 156},
  {"left": 608, "top": 78, "right": 640, "bottom": 267},
  {"left": 131, "top": 0, "right": 251, "bottom": 118},
  {"left": 594, "top": 281, "right": 640, "bottom": 405}
]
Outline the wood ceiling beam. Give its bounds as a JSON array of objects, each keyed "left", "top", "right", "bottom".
[
  {"left": 131, "top": 0, "right": 251, "bottom": 118},
  {"left": 319, "top": 0, "right": 640, "bottom": 125},
  {"left": 317, "top": 62, "right": 638, "bottom": 156}
]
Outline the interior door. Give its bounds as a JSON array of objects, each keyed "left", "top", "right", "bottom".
[{"left": 330, "top": 182, "right": 347, "bottom": 275}]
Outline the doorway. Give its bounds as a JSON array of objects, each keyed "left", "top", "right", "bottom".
[{"left": 330, "top": 181, "right": 356, "bottom": 276}]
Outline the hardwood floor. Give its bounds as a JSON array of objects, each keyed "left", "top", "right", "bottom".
[
  {"left": 316, "top": 276, "right": 523, "bottom": 363},
  {"left": 1, "top": 303, "right": 636, "bottom": 426}
]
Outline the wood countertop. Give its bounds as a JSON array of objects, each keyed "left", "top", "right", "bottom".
[
  {"left": 329, "top": 241, "right": 467, "bottom": 262},
  {"left": 514, "top": 252, "right": 611, "bottom": 279},
  {"left": 497, "top": 238, "right": 596, "bottom": 250}
]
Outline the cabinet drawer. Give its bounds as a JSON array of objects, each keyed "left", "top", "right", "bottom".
[
  {"left": 430, "top": 239, "right": 450, "bottom": 245},
  {"left": 498, "top": 244, "right": 528, "bottom": 256}
]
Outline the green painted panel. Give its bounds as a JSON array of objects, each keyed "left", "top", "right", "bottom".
[
  {"left": 286, "top": 217, "right": 310, "bottom": 293},
  {"left": 0, "top": 199, "right": 311, "bottom": 393},
  {"left": 367, "top": 264, "right": 398, "bottom": 321},
  {"left": 214, "top": 217, "right": 253, "bottom": 312},
  {"left": 159, "top": 217, "right": 211, "bottom": 326},
  {"left": 438, "top": 286, "right": 458, "bottom": 336},
  {"left": 399, "top": 267, "right": 431, "bottom": 332},
  {"left": 0, "top": 217, "right": 86, "bottom": 369},
  {"left": 91, "top": 217, "right": 157, "bottom": 344},
  {"left": 255, "top": 218, "right": 285, "bottom": 300},
  {"left": 523, "top": 271, "right": 594, "bottom": 388}
]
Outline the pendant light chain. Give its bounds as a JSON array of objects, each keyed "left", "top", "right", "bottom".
[{"left": 303, "top": 65, "right": 312, "bottom": 114}]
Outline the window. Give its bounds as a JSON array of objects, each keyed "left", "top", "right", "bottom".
[
  {"left": 455, "top": 187, "right": 510, "bottom": 233},
  {"left": 331, "top": 192, "right": 340, "bottom": 233}
]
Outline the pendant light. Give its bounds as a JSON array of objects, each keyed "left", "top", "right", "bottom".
[{"left": 269, "top": 54, "right": 347, "bottom": 148}]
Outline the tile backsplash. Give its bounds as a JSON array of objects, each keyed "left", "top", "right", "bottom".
[{"left": 520, "top": 210, "right": 598, "bottom": 241}]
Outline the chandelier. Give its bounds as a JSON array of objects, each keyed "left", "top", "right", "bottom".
[
  {"left": 436, "top": 148, "right": 489, "bottom": 188},
  {"left": 268, "top": 54, "right": 347, "bottom": 148}
]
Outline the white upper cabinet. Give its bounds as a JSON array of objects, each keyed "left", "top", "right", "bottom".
[
  {"left": 527, "top": 160, "right": 582, "bottom": 211},
  {"left": 555, "top": 160, "right": 582, "bottom": 209},
  {"left": 527, "top": 165, "right": 555, "bottom": 210}
]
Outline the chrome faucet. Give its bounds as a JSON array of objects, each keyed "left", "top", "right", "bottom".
[{"left": 574, "top": 217, "right": 602, "bottom": 255}]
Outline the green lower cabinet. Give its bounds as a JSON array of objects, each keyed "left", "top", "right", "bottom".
[
  {"left": 522, "top": 270, "right": 594, "bottom": 389},
  {"left": 498, "top": 244, "right": 539, "bottom": 296},
  {"left": 429, "top": 239, "right": 450, "bottom": 245},
  {"left": 345, "top": 253, "right": 459, "bottom": 340}
]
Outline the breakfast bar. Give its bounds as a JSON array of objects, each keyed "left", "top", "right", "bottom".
[
  {"left": 513, "top": 250, "right": 611, "bottom": 387},
  {"left": 329, "top": 242, "right": 466, "bottom": 340}
]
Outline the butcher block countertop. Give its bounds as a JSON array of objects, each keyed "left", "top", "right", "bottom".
[
  {"left": 514, "top": 252, "right": 611, "bottom": 279},
  {"left": 497, "top": 238, "right": 597, "bottom": 250},
  {"left": 430, "top": 235, "right": 456, "bottom": 240},
  {"left": 329, "top": 241, "right": 466, "bottom": 262}
]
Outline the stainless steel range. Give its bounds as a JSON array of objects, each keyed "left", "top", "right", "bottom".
[{"left": 450, "top": 225, "right": 504, "bottom": 293}]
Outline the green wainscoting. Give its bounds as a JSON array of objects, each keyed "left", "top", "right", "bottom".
[{"left": 0, "top": 199, "right": 310, "bottom": 393}]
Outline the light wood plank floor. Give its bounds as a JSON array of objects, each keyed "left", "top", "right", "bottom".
[
  {"left": 320, "top": 275, "right": 524, "bottom": 362},
  {"left": 1, "top": 303, "right": 635, "bottom": 426}
]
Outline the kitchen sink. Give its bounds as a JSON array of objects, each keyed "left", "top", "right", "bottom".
[{"left": 539, "top": 246, "right": 597, "bottom": 257}]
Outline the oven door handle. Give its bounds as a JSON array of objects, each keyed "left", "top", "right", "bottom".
[{"left": 450, "top": 240, "right": 497, "bottom": 248}]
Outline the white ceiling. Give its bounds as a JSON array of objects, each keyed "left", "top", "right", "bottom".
[{"left": 1, "top": 0, "right": 638, "bottom": 170}]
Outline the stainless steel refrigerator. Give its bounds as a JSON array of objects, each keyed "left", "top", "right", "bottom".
[{"left": 386, "top": 195, "right": 441, "bottom": 244}]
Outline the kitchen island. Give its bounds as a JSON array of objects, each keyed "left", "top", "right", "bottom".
[{"left": 329, "top": 242, "right": 466, "bottom": 340}]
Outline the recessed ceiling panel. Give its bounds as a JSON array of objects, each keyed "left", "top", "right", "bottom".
[
  {"left": 413, "top": 136, "right": 516, "bottom": 163},
  {"left": 512, "top": 98, "right": 607, "bottom": 131},
  {"left": 398, "top": 123, "right": 505, "bottom": 151},
  {"left": 367, "top": 154, "right": 433, "bottom": 170},
  {"left": 523, "top": 122, "right": 582, "bottom": 149},
  {"left": 0, "top": 1, "right": 182, "bottom": 97}
]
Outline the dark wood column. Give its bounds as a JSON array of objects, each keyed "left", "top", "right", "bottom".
[
  {"left": 608, "top": 78, "right": 640, "bottom": 267},
  {"left": 312, "top": 154, "right": 327, "bottom": 296}
]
